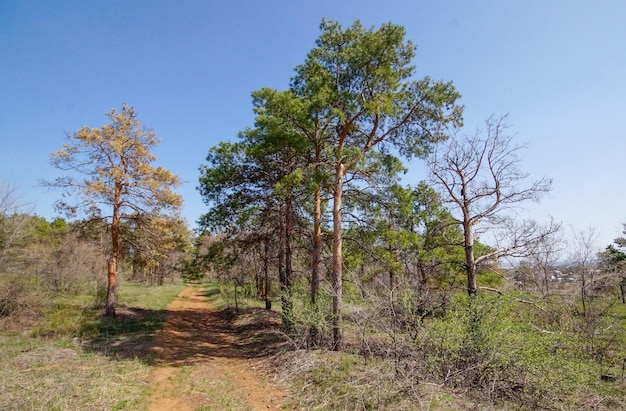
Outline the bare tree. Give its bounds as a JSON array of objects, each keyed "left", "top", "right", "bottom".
[
  {"left": 427, "top": 115, "right": 555, "bottom": 295},
  {"left": 513, "top": 218, "right": 566, "bottom": 295},
  {"left": 570, "top": 227, "right": 602, "bottom": 317},
  {"left": 0, "top": 181, "right": 34, "bottom": 270}
]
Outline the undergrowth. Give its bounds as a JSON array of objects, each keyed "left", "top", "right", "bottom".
[
  {"left": 274, "top": 289, "right": 626, "bottom": 410},
  {"left": 0, "top": 280, "right": 186, "bottom": 410},
  {"left": 4, "top": 274, "right": 624, "bottom": 410}
]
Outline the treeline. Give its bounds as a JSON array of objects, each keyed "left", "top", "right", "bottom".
[
  {"left": 189, "top": 19, "right": 626, "bottom": 408},
  {"left": 193, "top": 19, "right": 549, "bottom": 345},
  {"left": 0, "top": 186, "right": 192, "bottom": 324}
]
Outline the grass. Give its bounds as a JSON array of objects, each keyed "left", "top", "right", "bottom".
[
  {"left": 609, "top": 301, "right": 626, "bottom": 330},
  {"left": 117, "top": 281, "right": 188, "bottom": 310},
  {"left": 212, "top": 280, "right": 626, "bottom": 409},
  {"left": 170, "top": 365, "right": 252, "bottom": 411},
  {"left": 272, "top": 289, "right": 626, "bottom": 410},
  {"left": 79, "top": 282, "right": 187, "bottom": 356},
  {"left": 4, "top": 275, "right": 624, "bottom": 410},
  {"left": 1, "top": 279, "right": 287, "bottom": 410},
  {"left": 0, "top": 333, "right": 150, "bottom": 410},
  {"left": 0, "top": 280, "right": 186, "bottom": 410}
]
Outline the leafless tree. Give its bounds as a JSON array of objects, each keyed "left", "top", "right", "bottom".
[
  {"left": 0, "top": 181, "right": 34, "bottom": 270},
  {"left": 427, "top": 115, "right": 555, "bottom": 295},
  {"left": 570, "top": 227, "right": 602, "bottom": 317},
  {"left": 512, "top": 218, "right": 566, "bottom": 295}
]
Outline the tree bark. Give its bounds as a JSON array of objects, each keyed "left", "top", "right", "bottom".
[
  {"left": 463, "top": 219, "right": 477, "bottom": 296},
  {"left": 310, "top": 142, "right": 324, "bottom": 307},
  {"left": 263, "top": 242, "right": 271, "bottom": 310},
  {"left": 106, "top": 255, "right": 117, "bottom": 316},
  {"left": 106, "top": 184, "right": 122, "bottom": 317},
  {"left": 389, "top": 243, "right": 398, "bottom": 291},
  {"left": 332, "top": 162, "right": 344, "bottom": 350},
  {"left": 282, "top": 195, "right": 294, "bottom": 330},
  {"left": 278, "top": 221, "right": 286, "bottom": 315},
  {"left": 311, "top": 185, "right": 322, "bottom": 306}
]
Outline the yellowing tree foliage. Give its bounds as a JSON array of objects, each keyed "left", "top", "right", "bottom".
[{"left": 48, "top": 103, "right": 182, "bottom": 316}]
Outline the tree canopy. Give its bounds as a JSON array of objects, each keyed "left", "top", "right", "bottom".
[
  {"left": 47, "top": 103, "right": 182, "bottom": 316},
  {"left": 199, "top": 19, "right": 463, "bottom": 349}
]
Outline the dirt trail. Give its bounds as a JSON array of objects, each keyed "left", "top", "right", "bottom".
[{"left": 146, "top": 287, "right": 287, "bottom": 411}]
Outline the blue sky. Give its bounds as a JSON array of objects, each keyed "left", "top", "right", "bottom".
[{"left": 1, "top": 0, "right": 625, "bottom": 250}]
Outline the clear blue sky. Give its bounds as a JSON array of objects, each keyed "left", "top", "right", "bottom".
[{"left": 2, "top": 0, "right": 625, "bottom": 250}]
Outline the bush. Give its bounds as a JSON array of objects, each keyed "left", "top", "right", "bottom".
[
  {"left": 0, "top": 272, "right": 48, "bottom": 329},
  {"left": 281, "top": 279, "right": 333, "bottom": 349},
  {"left": 412, "top": 292, "right": 626, "bottom": 409}
]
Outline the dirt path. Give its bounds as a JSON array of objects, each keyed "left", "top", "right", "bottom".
[{"left": 146, "top": 287, "right": 287, "bottom": 410}]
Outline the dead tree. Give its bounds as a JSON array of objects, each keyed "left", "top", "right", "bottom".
[{"left": 428, "top": 115, "right": 556, "bottom": 295}]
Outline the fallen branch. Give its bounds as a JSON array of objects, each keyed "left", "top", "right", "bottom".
[{"left": 479, "top": 286, "right": 503, "bottom": 295}]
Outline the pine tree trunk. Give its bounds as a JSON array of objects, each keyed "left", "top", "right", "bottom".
[
  {"left": 282, "top": 196, "right": 294, "bottom": 330},
  {"left": 105, "top": 256, "right": 117, "bottom": 316},
  {"left": 311, "top": 185, "right": 322, "bottom": 306},
  {"left": 263, "top": 242, "right": 271, "bottom": 310},
  {"left": 106, "top": 186, "right": 122, "bottom": 317},
  {"left": 332, "top": 162, "right": 344, "bottom": 350}
]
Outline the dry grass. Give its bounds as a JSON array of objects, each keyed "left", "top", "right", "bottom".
[
  {"left": 164, "top": 365, "right": 257, "bottom": 411},
  {"left": 4, "top": 279, "right": 623, "bottom": 410},
  {"left": 0, "top": 282, "right": 186, "bottom": 411},
  {"left": 0, "top": 334, "right": 150, "bottom": 410},
  {"left": 270, "top": 349, "right": 486, "bottom": 411}
]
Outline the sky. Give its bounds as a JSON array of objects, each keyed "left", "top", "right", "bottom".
[{"left": 1, "top": 0, "right": 625, "bottom": 251}]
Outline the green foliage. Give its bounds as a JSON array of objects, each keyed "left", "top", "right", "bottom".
[
  {"left": 476, "top": 267, "right": 503, "bottom": 288},
  {"left": 293, "top": 19, "right": 463, "bottom": 154},
  {"left": 280, "top": 279, "right": 333, "bottom": 348},
  {"left": 188, "top": 18, "right": 624, "bottom": 407},
  {"left": 197, "top": 19, "right": 464, "bottom": 349},
  {"left": 343, "top": 178, "right": 467, "bottom": 292},
  {"left": 412, "top": 292, "right": 626, "bottom": 408}
]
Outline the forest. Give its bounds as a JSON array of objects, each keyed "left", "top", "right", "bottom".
[{"left": 2, "top": 19, "right": 626, "bottom": 410}]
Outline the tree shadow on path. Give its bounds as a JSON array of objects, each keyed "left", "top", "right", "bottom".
[
  {"left": 83, "top": 287, "right": 287, "bottom": 366},
  {"left": 151, "top": 303, "right": 287, "bottom": 367}
]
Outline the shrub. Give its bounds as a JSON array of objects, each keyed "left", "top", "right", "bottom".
[{"left": 412, "top": 291, "right": 626, "bottom": 409}]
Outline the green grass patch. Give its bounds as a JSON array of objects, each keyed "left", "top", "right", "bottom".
[
  {"left": 0, "top": 281, "right": 187, "bottom": 410},
  {"left": 204, "top": 279, "right": 269, "bottom": 312},
  {"left": 117, "top": 281, "right": 187, "bottom": 311},
  {"left": 609, "top": 301, "right": 626, "bottom": 329},
  {"left": 80, "top": 282, "right": 187, "bottom": 360}
]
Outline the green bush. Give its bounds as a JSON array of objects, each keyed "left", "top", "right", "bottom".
[{"left": 413, "top": 292, "right": 626, "bottom": 409}]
